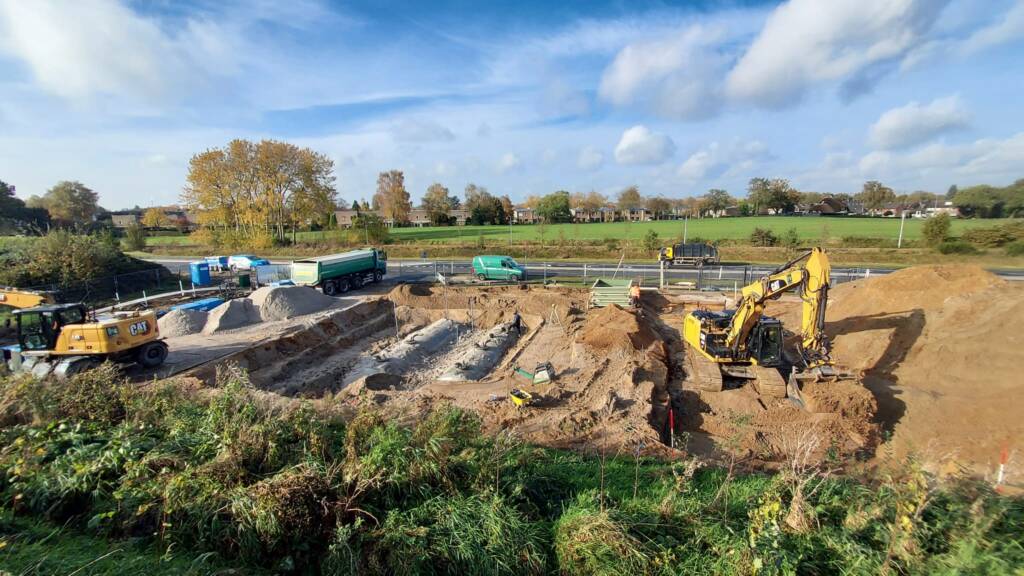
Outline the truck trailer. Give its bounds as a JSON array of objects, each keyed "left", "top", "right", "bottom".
[
  {"left": 290, "top": 249, "right": 387, "bottom": 295},
  {"left": 658, "top": 243, "right": 719, "bottom": 267}
]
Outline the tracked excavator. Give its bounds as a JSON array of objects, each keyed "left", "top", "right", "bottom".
[
  {"left": 682, "top": 248, "right": 850, "bottom": 402},
  {"left": 0, "top": 286, "right": 168, "bottom": 377}
]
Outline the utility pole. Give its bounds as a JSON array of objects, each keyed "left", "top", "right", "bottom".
[
  {"left": 683, "top": 215, "right": 688, "bottom": 244},
  {"left": 897, "top": 210, "right": 906, "bottom": 248}
]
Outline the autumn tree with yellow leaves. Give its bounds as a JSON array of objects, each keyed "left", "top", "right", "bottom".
[
  {"left": 141, "top": 207, "right": 171, "bottom": 228},
  {"left": 182, "top": 139, "right": 336, "bottom": 244},
  {"left": 373, "top": 170, "right": 411, "bottom": 224}
]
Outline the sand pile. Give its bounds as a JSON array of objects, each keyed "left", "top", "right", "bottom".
[
  {"left": 772, "top": 264, "right": 1024, "bottom": 472},
  {"left": 577, "top": 304, "right": 658, "bottom": 353},
  {"left": 158, "top": 309, "right": 208, "bottom": 337},
  {"left": 387, "top": 284, "right": 584, "bottom": 327},
  {"left": 203, "top": 298, "right": 261, "bottom": 334},
  {"left": 251, "top": 285, "right": 337, "bottom": 321}
]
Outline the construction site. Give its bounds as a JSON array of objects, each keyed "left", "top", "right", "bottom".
[{"left": 85, "top": 255, "right": 1019, "bottom": 478}]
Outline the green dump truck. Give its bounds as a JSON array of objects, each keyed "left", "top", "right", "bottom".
[{"left": 291, "top": 249, "right": 387, "bottom": 295}]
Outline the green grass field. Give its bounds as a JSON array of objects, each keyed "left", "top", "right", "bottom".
[{"left": 143, "top": 216, "right": 1010, "bottom": 246}]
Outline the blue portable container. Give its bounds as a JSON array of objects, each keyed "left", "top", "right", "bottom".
[{"left": 190, "top": 261, "right": 211, "bottom": 286}]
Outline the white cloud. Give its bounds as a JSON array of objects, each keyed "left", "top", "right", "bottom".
[
  {"left": 497, "top": 152, "right": 523, "bottom": 173},
  {"left": 614, "top": 125, "right": 676, "bottom": 165},
  {"left": 599, "top": 25, "right": 728, "bottom": 119},
  {"left": 869, "top": 95, "right": 970, "bottom": 150},
  {"left": 859, "top": 132, "right": 1024, "bottom": 180},
  {"left": 726, "top": 0, "right": 947, "bottom": 107},
  {"left": 961, "top": 0, "right": 1024, "bottom": 54},
  {"left": 390, "top": 118, "right": 455, "bottom": 142},
  {"left": 577, "top": 146, "right": 604, "bottom": 171},
  {"left": 0, "top": 0, "right": 237, "bottom": 102},
  {"left": 677, "top": 140, "right": 771, "bottom": 180}
]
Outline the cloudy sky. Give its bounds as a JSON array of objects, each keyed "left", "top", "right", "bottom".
[{"left": 0, "top": 0, "right": 1022, "bottom": 209}]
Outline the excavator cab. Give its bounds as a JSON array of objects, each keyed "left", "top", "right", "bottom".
[
  {"left": 747, "top": 318, "right": 783, "bottom": 367},
  {"left": 14, "top": 304, "right": 87, "bottom": 351}
]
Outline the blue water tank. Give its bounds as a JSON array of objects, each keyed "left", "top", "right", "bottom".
[{"left": 190, "top": 261, "right": 211, "bottom": 286}]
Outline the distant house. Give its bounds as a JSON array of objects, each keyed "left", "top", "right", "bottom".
[
  {"left": 449, "top": 209, "right": 469, "bottom": 226},
  {"left": 570, "top": 208, "right": 602, "bottom": 223},
  {"left": 809, "top": 196, "right": 850, "bottom": 216},
  {"left": 621, "top": 208, "right": 649, "bottom": 222},
  {"left": 512, "top": 207, "right": 539, "bottom": 224},
  {"left": 408, "top": 209, "right": 432, "bottom": 227},
  {"left": 110, "top": 211, "right": 140, "bottom": 227}
]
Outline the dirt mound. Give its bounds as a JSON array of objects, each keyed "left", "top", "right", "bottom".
[
  {"left": 770, "top": 264, "right": 1023, "bottom": 473},
  {"left": 577, "top": 304, "right": 657, "bottom": 353},
  {"left": 203, "top": 298, "right": 261, "bottom": 334},
  {"left": 251, "top": 285, "right": 337, "bottom": 322},
  {"left": 387, "top": 284, "right": 585, "bottom": 327},
  {"left": 158, "top": 309, "right": 208, "bottom": 338}
]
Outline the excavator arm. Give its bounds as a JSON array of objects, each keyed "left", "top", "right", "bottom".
[
  {"left": 723, "top": 248, "right": 833, "bottom": 367},
  {"left": 0, "top": 287, "right": 56, "bottom": 309}
]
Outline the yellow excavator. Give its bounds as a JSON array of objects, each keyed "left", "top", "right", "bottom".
[
  {"left": 682, "top": 248, "right": 848, "bottom": 401},
  {"left": 0, "top": 287, "right": 168, "bottom": 377}
]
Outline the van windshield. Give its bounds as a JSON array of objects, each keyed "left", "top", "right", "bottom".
[{"left": 503, "top": 259, "right": 518, "bottom": 268}]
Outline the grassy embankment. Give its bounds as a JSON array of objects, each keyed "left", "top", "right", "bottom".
[
  {"left": 1, "top": 365, "right": 1021, "bottom": 575},
  {"left": 140, "top": 216, "right": 1024, "bottom": 268}
]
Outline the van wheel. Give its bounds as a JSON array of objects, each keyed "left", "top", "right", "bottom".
[
  {"left": 477, "top": 273, "right": 486, "bottom": 281},
  {"left": 338, "top": 279, "right": 351, "bottom": 293},
  {"left": 136, "top": 341, "right": 168, "bottom": 368},
  {"left": 323, "top": 281, "right": 338, "bottom": 296}
]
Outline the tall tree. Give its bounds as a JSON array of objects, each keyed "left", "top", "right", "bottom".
[
  {"left": 537, "top": 190, "right": 573, "bottom": 223},
  {"left": 857, "top": 180, "right": 896, "bottom": 211},
  {"left": 30, "top": 181, "right": 100, "bottom": 226},
  {"left": 701, "top": 189, "right": 733, "bottom": 216},
  {"left": 141, "top": 208, "right": 171, "bottom": 228},
  {"left": 747, "top": 178, "right": 798, "bottom": 214},
  {"left": 645, "top": 196, "right": 671, "bottom": 219},
  {"left": 0, "top": 180, "right": 49, "bottom": 232},
  {"left": 617, "top": 185, "right": 643, "bottom": 210},
  {"left": 374, "top": 170, "right": 411, "bottom": 224},
  {"left": 183, "top": 139, "right": 335, "bottom": 239},
  {"left": 422, "top": 182, "right": 456, "bottom": 225}
]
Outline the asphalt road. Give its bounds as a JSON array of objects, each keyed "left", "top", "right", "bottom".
[{"left": 145, "top": 256, "right": 1024, "bottom": 287}]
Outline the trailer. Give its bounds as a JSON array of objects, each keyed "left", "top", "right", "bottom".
[
  {"left": 658, "top": 243, "right": 719, "bottom": 267},
  {"left": 290, "top": 249, "right": 387, "bottom": 295}
]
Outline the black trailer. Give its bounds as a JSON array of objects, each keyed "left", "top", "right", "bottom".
[{"left": 658, "top": 243, "right": 719, "bottom": 267}]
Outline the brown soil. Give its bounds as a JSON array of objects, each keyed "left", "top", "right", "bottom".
[{"left": 768, "top": 264, "right": 1024, "bottom": 475}]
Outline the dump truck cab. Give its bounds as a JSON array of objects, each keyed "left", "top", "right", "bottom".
[{"left": 471, "top": 255, "right": 526, "bottom": 281}]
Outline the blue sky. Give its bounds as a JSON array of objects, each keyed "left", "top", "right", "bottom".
[{"left": 0, "top": 0, "right": 1022, "bottom": 209}]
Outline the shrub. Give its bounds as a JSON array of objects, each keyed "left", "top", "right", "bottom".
[
  {"left": 962, "top": 221, "right": 1024, "bottom": 247},
  {"left": 603, "top": 237, "right": 620, "bottom": 252},
  {"left": 922, "top": 213, "right": 951, "bottom": 247},
  {"left": 124, "top": 224, "right": 147, "bottom": 251},
  {"left": 1005, "top": 240, "right": 1024, "bottom": 256},
  {"left": 642, "top": 229, "right": 660, "bottom": 252},
  {"left": 937, "top": 240, "right": 979, "bottom": 255},
  {"left": 554, "top": 492, "right": 652, "bottom": 576},
  {"left": 782, "top": 227, "right": 800, "bottom": 249},
  {"left": 749, "top": 227, "right": 779, "bottom": 247}
]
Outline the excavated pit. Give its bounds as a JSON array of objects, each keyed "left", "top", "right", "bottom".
[{"left": 182, "top": 283, "right": 881, "bottom": 463}]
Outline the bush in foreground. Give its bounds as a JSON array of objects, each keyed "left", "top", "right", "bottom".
[{"left": 1, "top": 365, "right": 1022, "bottom": 575}]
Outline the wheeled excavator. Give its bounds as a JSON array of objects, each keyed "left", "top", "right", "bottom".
[
  {"left": 682, "top": 248, "right": 850, "bottom": 402},
  {"left": 0, "top": 286, "right": 168, "bottom": 377}
]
